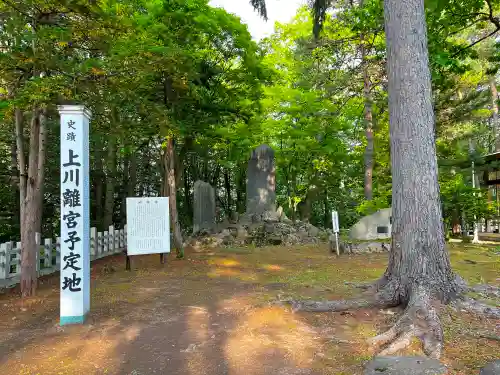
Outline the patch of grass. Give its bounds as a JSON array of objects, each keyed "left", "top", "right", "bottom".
[{"left": 448, "top": 243, "right": 499, "bottom": 284}]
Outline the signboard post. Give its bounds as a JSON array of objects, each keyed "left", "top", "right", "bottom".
[
  {"left": 126, "top": 197, "right": 170, "bottom": 259},
  {"left": 58, "top": 105, "right": 91, "bottom": 326},
  {"left": 331, "top": 210, "right": 340, "bottom": 256}
]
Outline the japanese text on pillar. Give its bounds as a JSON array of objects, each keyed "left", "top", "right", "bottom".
[{"left": 61, "top": 119, "right": 82, "bottom": 293}]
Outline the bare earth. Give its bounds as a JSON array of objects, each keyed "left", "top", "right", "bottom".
[{"left": 0, "top": 243, "right": 498, "bottom": 375}]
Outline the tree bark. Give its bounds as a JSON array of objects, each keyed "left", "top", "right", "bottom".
[
  {"left": 183, "top": 164, "right": 192, "bottom": 222},
  {"left": 236, "top": 165, "right": 246, "bottom": 213},
  {"left": 490, "top": 77, "right": 500, "bottom": 151},
  {"left": 15, "top": 108, "right": 26, "bottom": 231},
  {"left": 164, "top": 137, "right": 184, "bottom": 258},
  {"left": 323, "top": 190, "right": 329, "bottom": 228},
  {"left": 94, "top": 141, "right": 105, "bottom": 230},
  {"left": 34, "top": 109, "right": 46, "bottom": 234},
  {"left": 120, "top": 151, "right": 130, "bottom": 227},
  {"left": 362, "top": 36, "right": 374, "bottom": 200},
  {"left": 103, "top": 136, "right": 117, "bottom": 228},
  {"left": 294, "top": 0, "right": 467, "bottom": 360},
  {"left": 380, "top": 0, "right": 462, "bottom": 357},
  {"left": 20, "top": 108, "right": 45, "bottom": 297},
  {"left": 224, "top": 169, "right": 232, "bottom": 217},
  {"left": 11, "top": 115, "right": 21, "bottom": 237}
]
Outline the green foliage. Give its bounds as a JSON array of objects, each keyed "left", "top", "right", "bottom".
[
  {"left": 1, "top": 0, "right": 500, "bottom": 242},
  {"left": 440, "top": 173, "right": 495, "bottom": 229}
]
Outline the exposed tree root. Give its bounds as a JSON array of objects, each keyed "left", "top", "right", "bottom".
[
  {"left": 452, "top": 296, "right": 500, "bottom": 319},
  {"left": 367, "top": 285, "right": 444, "bottom": 359},
  {"left": 343, "top": 281, "right": 374, "bottom": 290},
  {"left": 282, "top": 273, "right": 496, "bottom": 360},
  {"left": 287, "top": 281, "right": 445, "bottom": 359},
  {"left": 468, "top": 284, "right": 500, "bottom": 298},
  {"left": 290, "top": 296, "right": 390, "bottom": 313}
]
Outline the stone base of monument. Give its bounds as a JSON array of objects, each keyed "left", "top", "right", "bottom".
[
  {"left": 185, "top": 209, "right": 329, "bottom": 251},
  {"left": 328, "top": 235, "right": 391, "bottom": 255},
  {"left": 341, "top": 240, "right": 391, "bottom": 254}
]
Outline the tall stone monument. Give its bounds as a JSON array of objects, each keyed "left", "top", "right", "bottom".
[
  {"left": 193, "top": 180, "right": 216, "bottom": 234},
  {"left": 246, "top": 145, "right": 276, "bottom": 216}
]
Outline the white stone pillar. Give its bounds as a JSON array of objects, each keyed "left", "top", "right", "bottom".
[{"left": 58, "top": 105, "right": 91, "bottom": 325}]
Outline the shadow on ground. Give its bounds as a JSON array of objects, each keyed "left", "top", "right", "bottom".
[{"left": 0, "top": 243, "right": 498, "bottom": 375}]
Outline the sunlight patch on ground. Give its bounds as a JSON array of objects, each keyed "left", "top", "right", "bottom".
[
  {"left": 225, "top": 306, "right": 318, "bottom": 374},
  {"left": 259, "top": 264, "right": 284, "bottom": 271},
  {"left": 206, "top": 267, "right": 258, "bottom": 282},
  {"left": 1, "top": 321, "right": 142, "bottom": 374}
]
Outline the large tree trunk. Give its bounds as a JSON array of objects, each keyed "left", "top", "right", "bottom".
[
  {"left": 20, "top": 108, "right": 46, "bottom": 297},
  {"left": 490, "top": 77, "right": 500, "bottom": 151},
  {"left": 164, "top": 137, "right": 184, "bottom": 258},
  {"left": 383, "top": 0, "right": 458, "bottom": 298},
  {"left": 293, "top": 0, "right": 464, "bottom": 359},
  {"left": 103, "top": 136, "right": 117, "bottom": 228},
  {"left": 377, "top": 0, "right": 461, "bottom": 357}
]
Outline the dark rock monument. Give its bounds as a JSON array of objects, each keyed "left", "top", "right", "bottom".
[
  {"left": 192, "top": 180, "right": 216, "bottom": 234},
  {"left": 246, "top": 145, "right": 276, "bottom": 218},
  {"left": 184, "top": 145, "right": 329, "bottom": 251}
]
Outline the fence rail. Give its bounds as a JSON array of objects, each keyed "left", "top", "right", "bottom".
[{"left": 0, "top": 225, "right": 127, "bottom": 289}]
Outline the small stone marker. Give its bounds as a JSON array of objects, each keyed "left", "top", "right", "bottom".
[
  {"left": 246, "top": 145, "right": 276, "bottom": 215},
  {"left": 126, "top": 197, "right": 170, "bottom": 256},
  {"left": 480, "top": 360, "right": 500, "bottom": 375},
  {"left": 58, "top": 105, "right": 91, "bottom": 326},
  {"left": 364, "top": 356, "right": 447, "bottom": 375},
  {"left": 193, "top": 180, "right": 216, "bottom": 234}
]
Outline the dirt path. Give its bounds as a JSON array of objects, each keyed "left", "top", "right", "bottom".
[{"left": 0, "top": 244, "right": 498, "bottom": 375}]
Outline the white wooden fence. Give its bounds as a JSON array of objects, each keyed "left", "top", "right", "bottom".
[{"left": 0, "top": 225, "right": 127, "bottom": 289}]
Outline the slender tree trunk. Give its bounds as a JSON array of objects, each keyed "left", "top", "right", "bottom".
[
  {"left": 323, "top": 191, "right": 329, "bottom": 228},
  {"left": 361, "top": 37, "right": 374, "bottom": 200},
  {"left": 164, "top": 137, "right": 184, "bottom": 258},
  {"left": 120, "top": 152, "right": 130, "bottom": 227},
  {"left": 15, "top": 108, "right": 26, "bottom": 231},
  {"left": 224, "top": 169, "right": 232, "bottom": 217},
  {"left": 20, "top": 108, "right": 44, "bottom": 297},
  {"left": 490, "top": 77, "right": 500, "bottom": 151},
  {"left": 34, "top": 109, "right": 46, "bottom": 234},
  {"left": 11, "top": 124, "right": 20, "bottom": 237},
  {"left": 211, "top": 164, "right": 221, "bottom": 188},
  {"left": 236, "top": 166, "right": 246, "bottom": 213},
  {"left": 128, "top": 152, "right": 137, "bottom": 198},
  {"left": 94, "top": 142, "right": 105, "bottom": 230},
  {"left": 183, "top": 165, "right": 192, "bottom": 223},
  {"left": 103, "top": 136, "right": 117, "bottom": 228}
]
